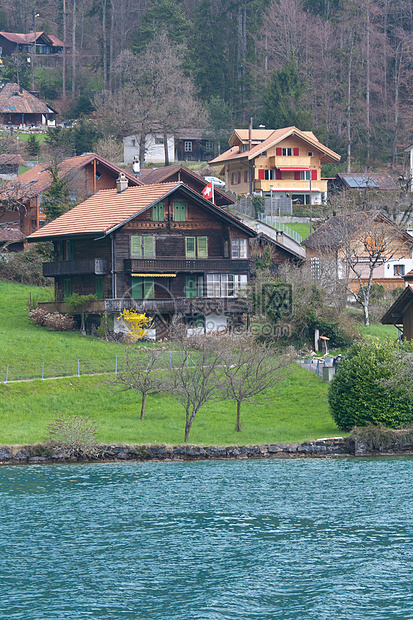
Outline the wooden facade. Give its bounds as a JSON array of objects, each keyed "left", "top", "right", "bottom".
[{"left": 31, "top": 182, "right": 256, "bottom": 339}]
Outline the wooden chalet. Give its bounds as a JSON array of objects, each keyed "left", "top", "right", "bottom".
[
  {"left": 138, "top": 164, "right": 235, "bottom": 208},
  {"left": 0, "top": 31, "right": 64, "bottom": 57},
  {"left": 328, "top": 172, "right": 400, "bottom": 194},
  {"left": 0, "top": 83, "right": 57, "bottom": 126},
  {"left": 27, "top": 178, "right": 256, "bottom": 339},
  {"left": 0, "top": 153, "right": 143, "bottom": 237},
  {"left": 209, "top": 126, "right": 340, "bottom": 204}
]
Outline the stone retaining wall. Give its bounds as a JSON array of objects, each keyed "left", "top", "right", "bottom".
[{"left": 1, "top": 438, "right": 413, "bottom": 465}]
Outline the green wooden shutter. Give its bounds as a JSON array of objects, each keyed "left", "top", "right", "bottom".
[
  {"left": 131, "top": 276, "right": 143, "bottom": 299},
  {"left": 186, "top": 276, "right": 197, "bottom": 298},
  {"left": 131, "top": 236, "right": 142, "bottom": 258},
  {"left": 185, "top": 237, "right": 196, "bottom": 258},
  {"left": 197, "top": 236, "right": 208, "bottom": 258},
  {"left": 197, "top": 275, "right": 204, "bottom": 297},
  {"left": 95, "top": 276, "right": 103, "bottom": 300},
  {"left": 152, "top": 202, "right": 164, "bottom": 221},
  {"left": 143, "top": 236, "right": 155, "bottom": 258},
  {"left": 63, "top": 278, "right": 71, "bottom": 299},
  {"left": 68, "top": 240, "right": 75, "bottom": 260},
  {"left": 174, "top": 202, "right": 186, "bottom": 222},
  {"left": 58, "top": 240, "right": 64, "bottom": 261},
  {"left": 144, "top": 277, "right": 154, "bottom": 298}
]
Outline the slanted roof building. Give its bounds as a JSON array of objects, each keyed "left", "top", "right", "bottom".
[{"left": 0, "top": 82, "right": 57, "bottom": 126}]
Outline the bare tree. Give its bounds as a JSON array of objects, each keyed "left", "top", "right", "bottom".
[
  {"left": 219, "top": 334, "right": 292, "bottom": 432},
  {"left": 114, "top": 346, "right": 165, "bottom": 420},
  {"left": 308, "top": 211, "right": 413, "bottom": 326},
  {"left": 165, "top": 334, "right": 225, "bottom": 443}
]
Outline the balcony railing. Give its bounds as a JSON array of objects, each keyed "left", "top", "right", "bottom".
[
  {"left": 104, "top": 297, "right": 250, "bottom": 315},
  {"left": 43, "top": 259, "right": 109, "bottom": 277},
  {"left": 124, "top": 258, "right": 250, "bottom": 273}
]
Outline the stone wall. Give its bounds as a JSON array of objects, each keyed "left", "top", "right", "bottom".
[{"left": 1, "top": 438, "right": 413, "bottom": 465}]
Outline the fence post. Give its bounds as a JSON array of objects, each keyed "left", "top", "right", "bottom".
[
  {"left": 42, "top": 361, "right": 44, "bottom": 380},
  {"left": 115, "top": 356, "right": 118, "bottom": 374},
  {"left": 169, "top": 351, "right": 172, "bottom": 369},
  {"left": 5, "top": 365, "right": 9, "bottom": 384},
  {"left": 78, "top": 359, "right": 80, "bottom": 378}
]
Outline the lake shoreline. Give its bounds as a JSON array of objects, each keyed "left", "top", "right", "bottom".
[{"left": 2, "top": 437, "right": 413, "bottom": 464}]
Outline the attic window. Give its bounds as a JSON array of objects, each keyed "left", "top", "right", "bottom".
[
  {"left": 261, "top": 151, "right": 267, "bottom": 157},
  {"left": 308, "top": 152, "right": 313, "bottom": 157},
  {"left": 96, "top": 171, "right": 102, "bottom": 180}
]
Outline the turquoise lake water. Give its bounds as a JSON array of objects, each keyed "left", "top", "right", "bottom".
[{"left": 1, "top": 457, "right": 412, "bottom": 619}]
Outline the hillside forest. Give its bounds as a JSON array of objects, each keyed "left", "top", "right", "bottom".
[{"left": 0, "top": 0, "right": 412, "bottom": 172}]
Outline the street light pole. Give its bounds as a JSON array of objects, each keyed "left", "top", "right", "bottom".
[{"left": 309, "top": 172, "right": 312, "bottom": 234}]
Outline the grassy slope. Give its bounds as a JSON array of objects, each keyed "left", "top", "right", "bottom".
[
  {"left": 0, "top": 282, "right": 340, "bottom": 445},
  {"left": 286, "top": 222, "right": 311, "bottom": 240}
]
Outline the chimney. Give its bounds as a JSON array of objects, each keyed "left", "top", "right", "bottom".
[
  {"left": 116, "top": 172, "right": 128, "bottom": 193},
  {"left": 132, "top": 155, "right": 140, "bottom": 177}
]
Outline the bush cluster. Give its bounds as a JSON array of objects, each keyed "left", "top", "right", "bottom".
[
  {"left": 29, "top": 308, "right": 75, "bottom": 331},
  {"left": 0, "top": 244, "right": 53, "bottom": 286},
  {"left": 329, "top": 340, "right": 413, "bottom": 431}
]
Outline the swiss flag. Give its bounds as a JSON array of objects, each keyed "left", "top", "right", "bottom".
[{"left": 202, "top": 182, "right": 213, "bottom": 200}]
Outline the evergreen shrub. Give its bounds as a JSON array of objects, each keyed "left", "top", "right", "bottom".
[{"left": 328, "top": 340, "right": 413, "bottom": 431}]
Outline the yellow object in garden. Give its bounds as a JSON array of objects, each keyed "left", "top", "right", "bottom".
[{"left": 118, "top": 310, "right": 153, "bottom": 342}]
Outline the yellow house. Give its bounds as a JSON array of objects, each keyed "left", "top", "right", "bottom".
[{"left": 209, "top": 126, "right": 340, "bottom": 204}]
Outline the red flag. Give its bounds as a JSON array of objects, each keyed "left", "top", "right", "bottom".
[{"left": 202, "top": 182, "right": 213, "bottom": 200}]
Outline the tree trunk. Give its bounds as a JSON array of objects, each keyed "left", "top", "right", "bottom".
[
  {"left": 80, "top": 311, "right": 86, "bottom": 335},
  {"left": 236, "top": 401, "right": 241, "bottom": 432},
  {"left": 102, "top": 0, "right": 107, "bottom": 93},
  {"left": 140, "top": 392, "right": 146, "bottom": 420},
  {"left": 139, "top": 136, "right": 146, "bottom": 169},
  {"left": 72, "top": 0, "right": 76, "bottom": 98},
  {"left": 363, "top": 303, "right": 369, "bottom": 327},
  {"left": 63, "top": 0, "right": 67, "bottom": 98}
]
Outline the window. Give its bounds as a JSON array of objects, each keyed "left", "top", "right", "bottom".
[
  {"left": 184, "top": 141, "right": 192, "bottom": 152},
  {"left": 174, "top": 202, "right": 186, "bottom": 222},
  {"left": 231, "top": 238, "right": 248, "bottom": 259},
  {"left": 131, "top": 139, "right": 136, "bottom": 147},
  {"left": 264, "top": 169, "right": 275, "bottom": 180},
  {"left": 300, "top": 171, "right": 311, "bottom": 180},
  {"left": 131, "top": 276, "right": 154, "bottom": 299},
  {"left": 68, "top": 240, "right": 75, "bottom": 260},
  {"left": 185, "top": 236, "right": 208, "bottom": 258},
  {"left": 308, "top": 151, "right": 313, "bottom": 157},
  {"left": 231, "top": 172, "right": 241, "bottom": 184},
  {"left": 96, "top": 276, "right": 104, "bottom": 300},
  {"left": 282, "top": 148, "right": 292, "bottom": 156},
  {"left": 205, "top": 141, "right": 214, "bottom": 151},
  {"left": 242, "top": 144, "right": 249, "bottom": 152},
  {"left": 261, "top": 151, "right": 267, "bottom": 157},
  {"left": 206, "top": 274, "right": 248, "bottom": 298},
  {"left": 155, "top": 136, "right": 164, "bottom": 145},
  {"left": 130, "top": 235, "right": 155, "bottom": 258},
  {"left": 152, "top": 202, "right": 164, "bottom": 221},
  {"left": 394, "top": 264, "right": 405, "bottom": 276},
  {"left": 96, "top": 171, "right": 102, "bottom": 180}
]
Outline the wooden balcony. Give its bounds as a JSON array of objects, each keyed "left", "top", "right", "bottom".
[
  {"left": 38, "top": 297, "right": 250, "bottom": 316},
  {"left": 43, "top": 259, "right": 109, "bottom": 277},
  {"left": 124, "top": 258, "right": 250, "bottom": 273},
  {"left": 268, "top": 155, "right": 311, "bottom": 168},
  {"left": 105, "top": 297, "right": 250, "bottom": 315}
]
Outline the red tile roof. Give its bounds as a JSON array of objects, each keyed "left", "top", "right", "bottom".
[
  {"left": 0, "top": 153, "right": 143, "bottom": 201},
  {"left": 0, "top": 82, "right": 54, "bottom": 115},
  {"left": 28, "top": 182, "right": 256, "bottom": 240},
  {"left": 0, "top": 153, "right": 25, "bottom": 165}
]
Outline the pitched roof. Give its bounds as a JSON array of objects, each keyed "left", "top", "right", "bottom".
[
  {"left": 381, "top": 285, "right": 413, "bottom": 325},
  {"left": 137, "top": 164, "right": 235, "bottom": 206},
  {"left": 229, "top": 129, "right": 275, "bottom": 146},
  {"left": 210, "top": 126, "right": 340, "bottom": 166},
  {"left": 27, "top": 182, "right": 256, "bottom": 241},
  {"left": 0, "top": 153, "right": 25, "bottom": 165},
  {"left": 0, "top": 31, "right": 64, "bottom": 46},
  {"left": 303, "top": 210, "right": 413, "bottom": 250},
  {"left": 0, "top": 226, "right": 25, "bottom": 242},
  {"left": 335, "top": 173, "right": 400, "bottom": 191},
  {"left": 0, "top": 153, "right": 143, "bottom": 201},
  {"left": 0, "top": 82, "right": 54, "bottom": 115}
]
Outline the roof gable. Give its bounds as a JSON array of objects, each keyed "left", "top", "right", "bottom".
[{"left": 0, "top": 82, "right": 54, "bottom": 115}]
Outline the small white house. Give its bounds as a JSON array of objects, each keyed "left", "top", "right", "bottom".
[
  {"left": 123, "top": 134, "right": 174, "bottom": 165},
  {"left": 404, "top": 144, "right": 413, "bottom": 191}
]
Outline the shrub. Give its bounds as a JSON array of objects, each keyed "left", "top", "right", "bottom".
[
  {"left": 351, "top": 424, "right": 413, "bottom": 451},
  {"left": 0, "top": 244, "right": 53, "bottom": 286},
  {"left": 28, "top": 307, "right": 48, "bottom": 326},
  {"left": 44, "top": 312, "right": 75, "bottom": 331},
  {"left": 47, "top": 413, "right": 99, "bottom": 457},
  {"left": 328, "top": 340, "right": 413, "bottom": 431}
]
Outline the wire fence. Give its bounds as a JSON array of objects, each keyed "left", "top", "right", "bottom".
[
  {"left": 258, "top": 215, "right": 303, "bottom": 244},
  {"left": 1, "top": 350, "right": 198, "bottom": 384}
]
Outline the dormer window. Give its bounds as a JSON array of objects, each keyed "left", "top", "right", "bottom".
[
  {"left": 308, "top": 151, "right": 313, "bottom": 157},
  {"left": 261, "top": 151, "right": 267, "bottom": 157}
]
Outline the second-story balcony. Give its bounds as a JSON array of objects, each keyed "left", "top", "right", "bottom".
[
  {"left": 43, "top": 258, "right": 109, "bottom": 277},
  {"left": 124, "top": 258, "right": 250, "bottom": 273}
]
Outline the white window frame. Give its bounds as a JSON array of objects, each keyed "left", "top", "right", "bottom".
[
  {"left": 184, "top": 141, "right": 193, "bottom": 152},
  {"left": 300, "top": 170, "right": 311, "bottom": 180},
  {"left": 282, "top": 148, "right": 293, "bottom": 156},
  {"left": 231, "top": 238, "right": 248, "bottom": 259},
  {"left": 206, "top": 274, "right": 248, "bottom": 298}
]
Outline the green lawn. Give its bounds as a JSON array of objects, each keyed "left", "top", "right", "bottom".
[
  {"left": 359, "top": 323, "right": 400, "bottom": 341},
  {"left": 286, "top": 222, "right": 312, "bottom": 240},
  {"left": 0, "top": 281, "right": 340, "bottom": 445}
]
